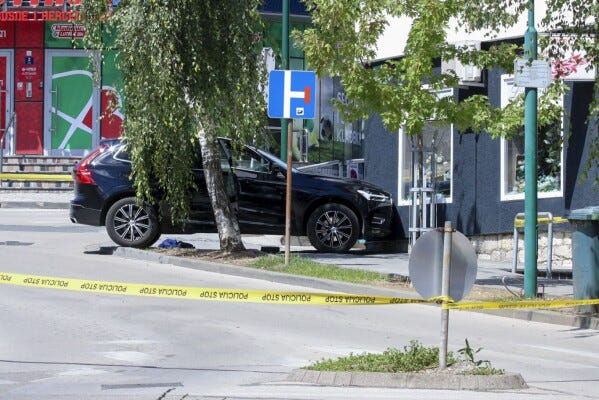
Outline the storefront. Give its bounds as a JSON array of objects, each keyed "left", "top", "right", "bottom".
[
  {"left": 1, "top": 1, "right": 364, "bottom": 171},
  {"left": 0, "top": 4, "right": 122, "bottom": 157}
]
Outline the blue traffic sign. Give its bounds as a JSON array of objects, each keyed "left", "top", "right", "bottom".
[{"left": 268, "top": 70, "right": 316, "bottom": 119}]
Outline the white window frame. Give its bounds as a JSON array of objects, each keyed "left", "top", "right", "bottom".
[
  {"left": 397, "top": 88, "right": 455, "bottom": 206},
  {"left": 499, "top": 74, "right": 564, "bottom": 201}
]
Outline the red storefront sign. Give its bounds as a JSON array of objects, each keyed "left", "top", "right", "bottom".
[
  {"left": 0, "top": 11, "right": 80, "bottom": 21},
  {"left": 0, "top": 0, "right": 82, "bottom": 5},
  {"left": 0, "top": 0, "right": 82, "bottom": 21},
  {"left": 51, "top": 23, "right": 85, "bottom": 38}
]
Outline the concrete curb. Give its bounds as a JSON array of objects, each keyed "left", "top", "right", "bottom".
[
  {"left": 114, "top": 247, "right": 599, "bottom": 330},
  {"left": 477, "top": 308, "right": 599, "bottom": 330},
  {"left": 287, "top": 368, "right": 528, "bottom": 390}
]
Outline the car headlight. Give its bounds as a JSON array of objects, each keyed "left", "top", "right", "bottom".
[{"left": 357, "top": 189, "right": 392, "bottom": 203}]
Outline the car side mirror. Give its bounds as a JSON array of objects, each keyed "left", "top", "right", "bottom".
[{"left": 272, "top": 165, "right": 286, "bottom": 180}]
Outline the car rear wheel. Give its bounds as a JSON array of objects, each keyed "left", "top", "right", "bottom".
[
  {"left": 307, "top": 203, "right": 360, "bottom": 253},
  {"left": 105, "top": 197, "right": 160, "bottom": 248}
]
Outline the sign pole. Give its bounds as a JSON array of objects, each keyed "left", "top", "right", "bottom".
[
  {"left": 284, "top": 121, "right": 293, "bottom": 265},
  {"left": 266, "top": 69, "right": 316, "bottom": 265},
  {"left": 280, "top": 0, "right": 290, "bottom": 161},
  {"left": 281, "top": 0, "right": 292, "bottom": 266},
  {"left": 439, "top": 221, "right": 452, "bottom": 369},
  {"left": 524, "top": 0, "right": 538, "bottom": 298}
]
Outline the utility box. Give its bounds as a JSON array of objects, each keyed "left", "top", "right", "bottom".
[{"left": 565, "top": 207, "right": 599, "bottom": 313}]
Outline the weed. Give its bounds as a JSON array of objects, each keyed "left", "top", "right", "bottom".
[
  {"left": 457, "top": 339, "right": 505, "bottom": 375},
  {"left": 306, "top": 340, "right": 456, "bottom": 373},
  {"left": 458, "top": 338, "right": 485, "bottom": 366}
]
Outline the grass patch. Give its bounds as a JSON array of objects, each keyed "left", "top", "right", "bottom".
[
  {"left": 307, "top": 341, "right": 455, "bottom": 373},
  {"left": 461, "top": 365, "right": 506, "bottom": 375},
  {"left": 249, "top": 254, "right": 387, "bottom": 284},
  {"left": 306, "top": 340, "right": 505, "bottom": 375}
]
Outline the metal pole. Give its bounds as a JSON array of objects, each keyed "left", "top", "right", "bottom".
[
  {"left": 547, "top": 214, "right": 553, "bottom": 279},
  {"left": 284, "top": 122, "right": 293, "bottom": 266},
  {"left": 524, "top": 0, "right": 538, "bottom": 298},
  {"left": 0, "top": 139, "right": 3, "bottom": 185},
  {"left": 440, "top": 221, "right": 452, "bottom": 369},
  {"left": 512, "top": 216, "right": 519, "bottom": 273},
  {"left": 281, "top": 0, "right": 293, "bottom": 266},
  {"left": 280, "top": 0, "right": 290, "bottom": 161}
]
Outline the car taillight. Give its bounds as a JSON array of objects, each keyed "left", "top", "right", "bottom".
[{"left": 75, "top": 146, "right": 106, "bottom": 185}]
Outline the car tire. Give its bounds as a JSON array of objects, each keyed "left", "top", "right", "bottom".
[
  {"left": 307, "top": 203, "right": 360, "bottom": 253},
  {"left": 105, "top": 197, "right": 160, "bottom": 248}
]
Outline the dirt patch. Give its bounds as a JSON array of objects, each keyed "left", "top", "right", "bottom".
[{"left": 151, "top": 248, "right": 266, "bottom": 267}]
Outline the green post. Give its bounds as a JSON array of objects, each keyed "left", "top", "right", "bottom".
[
  {"left": 280, "top": 0, "right": 290, "bottom": 161},
  {"left": 524, "top": 0, "right": 538, "bottom": 298}
]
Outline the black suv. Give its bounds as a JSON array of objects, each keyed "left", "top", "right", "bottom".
[{"left": 70, "top": 138, "right": 394, "bottom": 253}]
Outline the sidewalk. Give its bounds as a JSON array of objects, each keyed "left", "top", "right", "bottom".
[
  {"left": 161, "top": 232, "right": 574, "bottom": 299},
  {"left": 147, "top": 216, "right": 571, "bottom": 298},
  {"left": 0, "top": 190, "right": 71, "bottom": 209}
]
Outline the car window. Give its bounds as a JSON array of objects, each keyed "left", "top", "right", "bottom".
[
  {"left": 220, "top": 145, "right": 232, "bottom": 172},
  {"left": 113, "top": 145, "right": 131, "bottom": 163},
  {"left": 232, "top": 149, "right": 270, "bottom": 172}
]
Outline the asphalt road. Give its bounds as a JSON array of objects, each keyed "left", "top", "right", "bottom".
[{"left": 0, "top": 208, "right": 598, "bottom": 400}]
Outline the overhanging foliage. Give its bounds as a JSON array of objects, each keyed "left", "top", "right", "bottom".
[
  {"left": 81, "top": 0, "right": 267, "bottom": 222},
  {"left": 296, "top": 0, "right": 597, "bottom": 182}
]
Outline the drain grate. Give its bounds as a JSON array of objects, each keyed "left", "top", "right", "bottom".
[{"left": 101, "top": 382, "right": 183, "bottom": 390}]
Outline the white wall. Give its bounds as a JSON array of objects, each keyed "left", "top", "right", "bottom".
[
  {"left": 375, "top": 2, "right": 549, "bottom": 60},
  {"left": 374, "top": 3, "right": 594, "bottom": 80}
]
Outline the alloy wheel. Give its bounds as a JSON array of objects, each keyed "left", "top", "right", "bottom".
[
  {"left": 314, "top": 209, "right": 355, "bottom": 250},
  {"left": 112, "top": 203, "right": 152, "bottom": 243}
]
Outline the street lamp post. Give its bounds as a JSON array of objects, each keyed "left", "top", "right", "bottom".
[{"left": 524, "top": 0, "right": 539, "bottom": 298}]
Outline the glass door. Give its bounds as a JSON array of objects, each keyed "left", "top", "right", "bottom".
[
  {"left": 44, "top": 50, "right": 100, "bottom": 156},
  {"left": 0, "top": 50, "right": 13, "bottom": 154}
]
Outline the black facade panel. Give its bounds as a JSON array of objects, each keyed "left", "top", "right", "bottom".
[
  {"left": 362, "top": 115, "right": 406, "bottom": 237},
  {"left": 363, "top": 70, "right": 597, "bottom": 239},
  {"left": 564, "top": 81, "right": 598, "bottom": 210},
  {"left": 363, "top": 115, "right": 398, "bottom": 200},
  {"left": 448, "top": 128, "right": 479, "bottom": 235},
  {"left": 444, "top": 87, "right": 486, "bottom": 235}
]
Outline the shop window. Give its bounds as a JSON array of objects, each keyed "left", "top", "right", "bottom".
[
  {"left": 306, "top": 76, "right": 363, "bottom": 165},
  {"left": 398, "top": 120, "right": 453, "bottom": 205},
  {"left": 500, "top": 75, "right": 563, "bottom": 200}
]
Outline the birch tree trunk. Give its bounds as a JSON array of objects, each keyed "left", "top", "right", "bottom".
[{"left": 198, "top": 128, "right": 245, "bottom": 253}]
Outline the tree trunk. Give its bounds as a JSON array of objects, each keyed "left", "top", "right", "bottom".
[{"left": 198, "top": 128, "right": 246, "bottom": 253}]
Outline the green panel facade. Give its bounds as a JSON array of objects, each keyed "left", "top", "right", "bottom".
[{"left": 50, "top": 55, "right": 94, "bottom": 150}]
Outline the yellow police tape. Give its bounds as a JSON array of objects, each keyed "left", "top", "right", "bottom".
[
  {"left": 0, "top": 271, "right": 430, "bottom": 306},
  {"left": 0, "top": 173, "right": 72, "bottom": 181},
  {"left": 2, "top": 271, "right": 599, "bottom": 310},
  {"left": 443, "top": 298, "right": 599, "bottom": 310}
]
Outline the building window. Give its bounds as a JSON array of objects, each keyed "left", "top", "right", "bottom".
[
  {"left": 398, "top": 120, "right": 453, "bottom": 205},
  {"left": 500, "top": 75, "right": 564, "bottom": 200}
]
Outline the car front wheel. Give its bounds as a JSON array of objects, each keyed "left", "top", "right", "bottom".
[
  {"left": 105, "top": 197, "right": 160, "bottom": 248},
  {"left": 307, "top": 203, "right": 360, "bottom": 253}
]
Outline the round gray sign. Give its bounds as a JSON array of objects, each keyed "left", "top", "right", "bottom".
[{"left": 408, "top": 229, "right": 477, "bottom": 302}]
